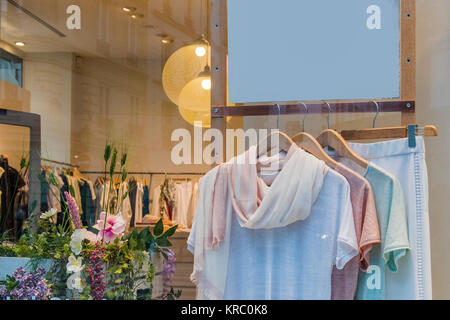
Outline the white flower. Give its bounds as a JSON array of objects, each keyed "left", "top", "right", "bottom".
[
  {"left": 66, "top": 255, "right": 83, "bottom": 273},
  {"left": 66, "top": 272, "right": 84, "bottom": 291},
  {"left": 70, "top": 229, "right": 87, "bottom": 255},
  {"left": 40, "top": 208, "right": 57, "bottom": 220}
]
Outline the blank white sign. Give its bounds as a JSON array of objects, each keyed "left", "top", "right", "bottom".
[{"left": 227, "top": 0, "right": 400, "bottom": 103}]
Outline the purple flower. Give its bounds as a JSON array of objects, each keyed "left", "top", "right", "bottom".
[
  {"left": 158, "top": 249, "right": 177, "bottom": 299},
  {"left": 3, "top": 267, "right": 51, "bottom": 300},
  {"left": 65, "top": 191, "right": 82, "bottom": 229}
]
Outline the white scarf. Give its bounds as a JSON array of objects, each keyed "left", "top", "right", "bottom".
[{"left": 190, "top": 143, "right": 328, "bottom": 299}]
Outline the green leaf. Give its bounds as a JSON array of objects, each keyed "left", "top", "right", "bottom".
[
  {"left": 68, "top": 185, "right": 75, "bottom": 198},
  {"left": 49, "top": 172, "right": 59, "bottom": 187},
  {"left": 128, "top": 236, "right": 137, "bottom": 249},
  {"left": 121, "top": 153, "right": 127, "bottom": 167},
  {"left": 109, "top": 148, "right": 118, "bottom": 176},
  {"left": 162, "top": 224, "right": 178, "bottom": 238},
  {"left": 161, "top": 251, "right": 168, "bottom": 260},
  {"left": 20, "top": 157, "right": 27, "bottom": 170},
  {"left": 153, "top": 219, "right": 164, "bottom": 236},
  {"left": 104, "top": 144, "right": 112, "bottom": 162},
  {"left": 156, "top": 237, "right": 172, "bottom": 247}
]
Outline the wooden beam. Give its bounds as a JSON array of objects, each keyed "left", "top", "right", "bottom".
[
  {"left": 400, "top": 0, "right": 416, "bottom": 125},
  {"left": 210, "top": 0, "right": 227, "bottom": 164}
]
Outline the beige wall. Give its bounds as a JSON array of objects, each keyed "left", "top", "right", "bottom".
[
  {"left": 416, "top": 0, "right": 450, "bottom": 300},
  {"left": 24, "top": 52, "right": 74, "bottom": 163},
  {"left": 70, "top": 55, "right": 211, "bottom": 175}
]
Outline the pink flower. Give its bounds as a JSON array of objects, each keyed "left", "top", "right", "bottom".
[
  {"left": 85, "top": 231, "right": 98, "bottom": 244},
  {"left": 93, "top": 212, "right": 126, "bottom": 244}
]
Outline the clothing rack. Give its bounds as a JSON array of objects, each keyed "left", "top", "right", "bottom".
[
  {"left": 211, "top": 100, "right": 415, "bottom": 118},
  {"left": 41, "top": 158, "right": 79, "bottom": 168},
  {"left": 80, "top": 171, "right": 205, "bottom": 195}
]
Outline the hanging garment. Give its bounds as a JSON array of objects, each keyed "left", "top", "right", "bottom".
[
  {"left": 134, "top": 181, "right": 144, "bottom": 224},
  {"left": 46, "top": 170, "right": 63, "bottom": 212},
  {"left": 188, "top": 144, "right": 358, "bottom": 300},
  {"left": 119, "top": 181, "right": 133, "bottom": 232},
  {"left": 348, "top": 137, "right": 432, "bottom": 300},
  {"left": 80, "top": 180, "right": 96, "bottom": 230},
  {"left": 186, "top": 182, "right": 199, "bottom": 229},
  {"left": 39, "top": 169, "right": 50, "bottom": 213},
  {"left": 0, "top": 160, "right": 25, "bottom": 236},
  {"left": 129, "top": 179, "right": 137, "bottom": 227},
  {"left": 58, "top": 173, "right": 69, "bottom": 225},
  {"left": 150, "top": 180, "right": 176, "bottom": 221},
  {"left": 326, "top": 147, "right": 410, "bottom": 300},
  {"left": 330, "top": 163, "right": 381, "bottom": 300},
  {"left": 94, "top": 181, "right": 104, "bottom": 221},
  {"left": 13, "top": 168, "right": 28, "bottom": 239},
  {"left": 142, "top": 184, "right": 150, "bottom": 218},
  {"left": 174, "top": 181, "right": 192, "bottom": 229}
]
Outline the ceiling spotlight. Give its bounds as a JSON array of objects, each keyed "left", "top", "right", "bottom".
[
  {"left": 122, "top": 7, "right": 136, "bottom": 13},
  {"left": 15, "top": 41, "right": 25, "bottom": 47},
  {"left": 161, "top": 38, "right": 173, "bottom": 44}
]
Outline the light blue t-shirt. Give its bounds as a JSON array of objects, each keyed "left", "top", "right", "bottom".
[
  {"left": 355, "top": 163, "right": 410, "bottom": 300},
  {"left": 188, "top": 169, "right": 358, "bottom": 300}
]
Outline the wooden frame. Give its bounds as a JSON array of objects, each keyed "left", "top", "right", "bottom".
[
  {"left": 0, "top": 109, "right": 41, "bottom": 218},
  {"left": 210, "top": 0, "right": 417, "bottom": 155}
]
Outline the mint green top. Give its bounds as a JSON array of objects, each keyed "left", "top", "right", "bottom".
[{"left": 355, "top": 163, "right": 410, "bottom": 300}]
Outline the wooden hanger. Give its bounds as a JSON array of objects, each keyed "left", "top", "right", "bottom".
[
  {"left": 257, "top": 130, "right": 294, "bottom": 158},
  {"left": 291, "top": 103, "right": 339, "bottom": 169},
  {"left": 341, "top": 125, "right": 438, "bottom": 140},
  {"left": 256, "top": 104, "right": 295, "bottom": 159},
  {"left": 316, "top": 103, "right": 369, "bottom": 169},
  {"left": 339, "top": 101, "right": 438, "bottom": 145}
]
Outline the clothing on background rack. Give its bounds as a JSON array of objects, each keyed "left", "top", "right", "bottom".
[
  {"left": 88, "top": 174, "right": 151, "bottom": 230},
  {"left": 149, "top": 176, "right": 200, "bottom": 230},
  {"left": 0, "top": 155, "right": 26, "bottom": 239},
  {"left": 39, "top": 162, "right": 97, "bottom": 230}
]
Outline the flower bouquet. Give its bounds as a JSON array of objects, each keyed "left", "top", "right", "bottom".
[{"left": 0, "top": 143, "right": 181, "bottom": 300}]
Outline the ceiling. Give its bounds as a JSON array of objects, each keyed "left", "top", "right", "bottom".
[{"left": 0, "top": 0, "right": 207, "bottom": 63}]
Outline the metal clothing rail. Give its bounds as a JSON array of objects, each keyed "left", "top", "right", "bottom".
[
  {"left": 41, "top": 158, "right": 79, "bottom": 168},
  {"left": 81, "top": 171, "right": 205, "bottom": 192},
  {"left": 211, "top": 100, "right": 415, "bottom": 118},
  {"left": 81, "top": 171, "right": 205, "bottom": 175}
]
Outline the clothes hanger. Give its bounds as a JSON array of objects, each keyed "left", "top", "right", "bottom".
[
  {"left": 291, "top": 103, "right": 339, "bottom": 169},
  {"left": 340, "top": 101, "right": 438, "bottom": 147},
  {"left": 316, "top": 102, "right": 369, "bottom": 169},
  {"left": 256, "top": 104, "right": 295, "bottom": 159}
]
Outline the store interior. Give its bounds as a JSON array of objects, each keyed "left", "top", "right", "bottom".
[{"left": 0, "top": 0, "right": 449, "bottom": 299}]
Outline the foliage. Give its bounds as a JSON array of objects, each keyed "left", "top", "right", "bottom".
[
  {"left": 0, "top": 142, "right": 181, "bottom": 300},
  {"left": 0, "top": 267, "right": 51, "bottom": 300}
]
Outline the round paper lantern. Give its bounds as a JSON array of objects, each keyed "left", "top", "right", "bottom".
[
  {"left": 178, "top": 105, "right": 211, "bottom": 128},
  {"left": 178, "top": 76, "right": 211, "bottom": 127},
  {"left": 162, "top": 45, "right": 209, "bottom": 105}
]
